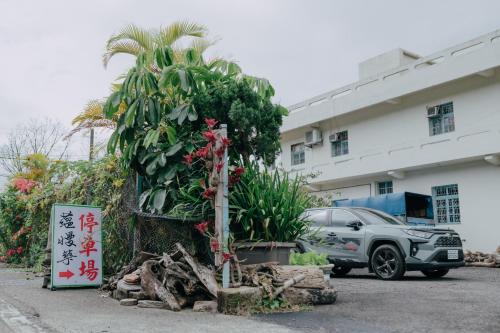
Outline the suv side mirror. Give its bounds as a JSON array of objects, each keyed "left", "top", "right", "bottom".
[{"left": 346, "top": 221, "right": 363, "bottom": 231}]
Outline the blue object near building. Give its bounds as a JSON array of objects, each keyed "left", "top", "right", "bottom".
[{"left": 333, "top": 192, "right": 435, "bottom": 226}]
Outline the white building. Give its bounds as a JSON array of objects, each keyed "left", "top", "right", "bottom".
[{"left": 280, "top": 30, "right": 500, "bottom": 252}]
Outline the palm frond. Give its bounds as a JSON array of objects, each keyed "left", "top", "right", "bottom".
[
  {"left": 67, "top": 100, "right": 117, "bottom": 138},
  {"left": 156, "top": 21, "right": 207, "bottom": 47},
  {"left": 189, "top": 38, "right": 216, "bottom": 56},
  {"left": 103, "top": 24, "right": 153, "bottom": 67}
]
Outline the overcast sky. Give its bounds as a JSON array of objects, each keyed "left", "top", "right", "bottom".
[{"left": 1, "top": 0, "right": 500, "bottom": 164}]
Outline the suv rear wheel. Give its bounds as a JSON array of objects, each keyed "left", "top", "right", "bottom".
[
  {"left": 421, "top": 268, "right": 449, "bottom": 278},
  {"left": 331, "top": 266, "right": 352, "bottom": 277},
  {"left": 370, "top": 244, "right": 405, "bottom": 280}
]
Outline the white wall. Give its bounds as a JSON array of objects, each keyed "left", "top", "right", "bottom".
[
  {"left": 281, "top": 71, "right": 500, "bottom": 185},
  {"left": 395, "top": 161, "right": 500, "bottom": 253}
]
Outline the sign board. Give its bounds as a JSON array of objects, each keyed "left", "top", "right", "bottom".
[{"left": 51, "top": 204, "right": 102, "bottom": 288}]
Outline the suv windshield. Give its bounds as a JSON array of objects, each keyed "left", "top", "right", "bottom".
[{"left": 353, "top": 208, "right": 404, "bottom": 225}]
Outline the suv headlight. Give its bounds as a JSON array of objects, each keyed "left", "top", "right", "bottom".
[{"left": 402, "top": 229, "right": 434, "bottom": 239}]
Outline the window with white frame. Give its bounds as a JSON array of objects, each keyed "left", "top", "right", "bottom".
[
  {"left": 331, "top": 131, "right": 349, "bottom": 157},
  {"left": 432, "top": 184, "right": 460, "bottom": 224},
  {"left": 291, "top": 143, "right": 305, "bottom": 166},
  {"left": 428, "top": 102, "right": 455, "bottom": 136},
  {"left": 377, "top": 181, "right": 393, "bottom": 195}
]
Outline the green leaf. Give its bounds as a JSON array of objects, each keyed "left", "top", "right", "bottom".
[
  {"left": 158, "top": 153, "right": 166, "bottom": 167},
  {"left": 165, "top": 142, "right": 183, "bottom": 156},
  {"left": 153, "top": 189, "right": 166, "bottom": 211},
  {"left": 147, "top": 98, "right": 158, "bottom": 125},
  {"left": 178, "top": 69, "right": 189, "bottom": 91},
  {"left": 125, "top": 99, "right": 138, "bottom": 127},
  {"left": 187, "top": 105, "right": 198, "bottom": 121},
  {"left": 165, "top": 126, "right": 176, "bottom": 145},
  {"left": 177, "top": 107, "right": 188, "bottom": 125},
  {"left": 104, "top": 91, "right": 121, "bottom": 118},
  {"left": 139, "top": 189, "right": 152, "bottom": 209},
  {"left": 107, "top": 131, "right": 119, "bottom": 153},
  {"left": 145, "top": 159, "right": 157, "bottom": 175},
  {"left": 158, "top": 165, "right": 177, "bottom": 182}
]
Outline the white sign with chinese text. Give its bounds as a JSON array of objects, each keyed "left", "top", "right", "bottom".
[{"left": 51, "top": 204, "right": 102, "bottom": 288}]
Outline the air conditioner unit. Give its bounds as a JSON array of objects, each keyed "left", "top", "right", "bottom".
[
  {"left": 426, "top": 106, "right": 441, "bottom": 118},
  {"left": 329, "top": 133, "right": 340, "bottom": 142},
  {"left": 305, "top": 129, "right": 322, "bottom": 146}
]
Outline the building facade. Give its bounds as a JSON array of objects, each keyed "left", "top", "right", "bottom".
[{"left": 279, "top": 30, "right": 500, "bottom": 252}]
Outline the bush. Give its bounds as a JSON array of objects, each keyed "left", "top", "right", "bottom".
[
  {"left": 230, "top": 162, "right": 312, "bottom": 242},
  {"left": 0, "top": 155, "right": 133, "bottom": 274},
  {"left": 289, "top": 251, "right": 329, "bottom": 266}
]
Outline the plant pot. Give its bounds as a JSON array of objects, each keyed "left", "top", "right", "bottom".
[{"left": 233, "top": 242, "right": 297, "bottom": 265}]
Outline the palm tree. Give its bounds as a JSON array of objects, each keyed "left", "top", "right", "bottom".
[
  {"left": 70, "top": 21, "right": 213, "bottom": 136},
  {"left": 102, "top": 21, "right": 213, "bottom": 68}
]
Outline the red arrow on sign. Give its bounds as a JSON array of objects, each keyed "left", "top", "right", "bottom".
[{"left": 58, "top": 270, "right": 74, "bottom": 279}]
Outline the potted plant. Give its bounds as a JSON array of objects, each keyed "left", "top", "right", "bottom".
[{"left": 229, "top": 162, "right": 312, "bottom": 265}]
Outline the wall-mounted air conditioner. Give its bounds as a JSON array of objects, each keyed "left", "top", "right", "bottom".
[
  {"left": 426, "top": 106, "right": 441, "bottom": 118},
  {"left": 329, "top": 133, "right": 340, "bottom": 142},
  {"left": 305, "top": 128, "right": 322, "bottom": 146}
]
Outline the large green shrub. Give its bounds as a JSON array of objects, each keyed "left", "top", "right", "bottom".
[
  {"left": 230, "top": 163, "right": 312, "bottom": 242},
  {"left": 103, "top": 47, "right": 285, "bottom": 214}
]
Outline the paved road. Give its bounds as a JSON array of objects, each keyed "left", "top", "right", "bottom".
[
  {"left": 0, "top": 267, "right": 296, "bottom": 333},
  {"left": 0, "top": 266, "right": 498, "bottom": 332},
  {"left": 256, "top": 267, "right": 500, "bottom": 333}
]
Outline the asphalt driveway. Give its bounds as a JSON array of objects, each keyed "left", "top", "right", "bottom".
[{"left": 255, "top": 267, "right": 500, "bottom": 333}]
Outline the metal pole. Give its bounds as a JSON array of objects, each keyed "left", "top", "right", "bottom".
[{"left": 89, "top": 128, "right": 95, "bottom": 162}]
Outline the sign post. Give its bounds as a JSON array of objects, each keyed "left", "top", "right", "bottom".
[
  {"left": 50, "top": 204, "right": 103, "bottom": 289},
  {"left": 214, "top": 125, "right": 230, "bottom": 288}
]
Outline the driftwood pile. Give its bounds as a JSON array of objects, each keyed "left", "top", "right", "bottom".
[
  {"left": 464, "top": 246, "right": 500, "bottom": 268},
  {"left": 104, "top": 243, "right": 218, "bottom": 312},
  {"left": 104, "top": 243, "right": 337, "bottom": 314}
]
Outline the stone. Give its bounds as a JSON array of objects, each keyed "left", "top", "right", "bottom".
[
  {"left": 120, "top": 298, "right": 138, "bottom": 306},
  {"left": 116, "top": 279, "right": 141, "bottom": 298},
  {"left": 217, "top": 287, "right": 262, "bottom": 315},
  {"left": 124, "top": 273, "right": 140, "bottom": 284},
  {"left": 112, "top": 288, "right": 128, "bottom": 301},
  {"left": 193, "top": 301, "right": 217, "bottom": 313},
  {"left": 137, "top": 300, "right": 171, "bottom": 310},
  {"left": 282, "top": 287, "right": 337, "bottom": 305},
  {"left": 129, "top": 291, "right": 148, "bottom": 300}
]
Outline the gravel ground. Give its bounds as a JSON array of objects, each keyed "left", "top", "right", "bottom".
[{"left": 254, "top": 267, "right": 500, "bottom": 333}]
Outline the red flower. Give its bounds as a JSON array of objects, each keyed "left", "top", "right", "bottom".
[
  {"left": 222, "top": 252, "right": 232, "bottom": 263},
  {"left": 215, "top": 161, "right": 224, "bottom": 173},
  {"left": 194, "top": 221, "right": 209, "bottom": 235},
  {"left": 6, "top": 249, "right": 16, "bottom": 257},
  {"left": 233, "top": 166, "right": 245, "bottom": 177},
  {"left": 183, "top": 153, "right": 194, "bottom": 166},
  {"left": 220, "top": 136, "right": 231, "bottom": 147},
  {"left": 202, "top": 187, "right": 216, "bottom": 199},
  {"left": 214, "top": 147, "right": 225, "bottom": 158},
  {"left": 195, "top": 144, "right": 211, "bottom": 159},
  {"left": 204, "top": 118, "right": 218, "bottom": 128},
  {"left": 12, "top": 178, "right": 37, "bottom": 193},
  {"left": 16, "top": 246, "right": 23, "bottom": 255},
  {"left": 202, "top": 130, "right": 217, "bottom": 144},
  {"left": 210, "top": 238, "right": 220, "bottom": 252}
]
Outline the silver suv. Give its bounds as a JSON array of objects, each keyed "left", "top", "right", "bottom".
[{"left": 299, "top": 207, "right": 465, "bottom": 280}]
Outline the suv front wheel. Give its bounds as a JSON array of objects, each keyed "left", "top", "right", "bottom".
[{"left": 370, "top": 244, "right": 405, "bottom": 280}]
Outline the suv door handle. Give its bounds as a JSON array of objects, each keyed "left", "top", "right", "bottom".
[{"left": 327, "top": 232, "right": 337, "bottom": 237}]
